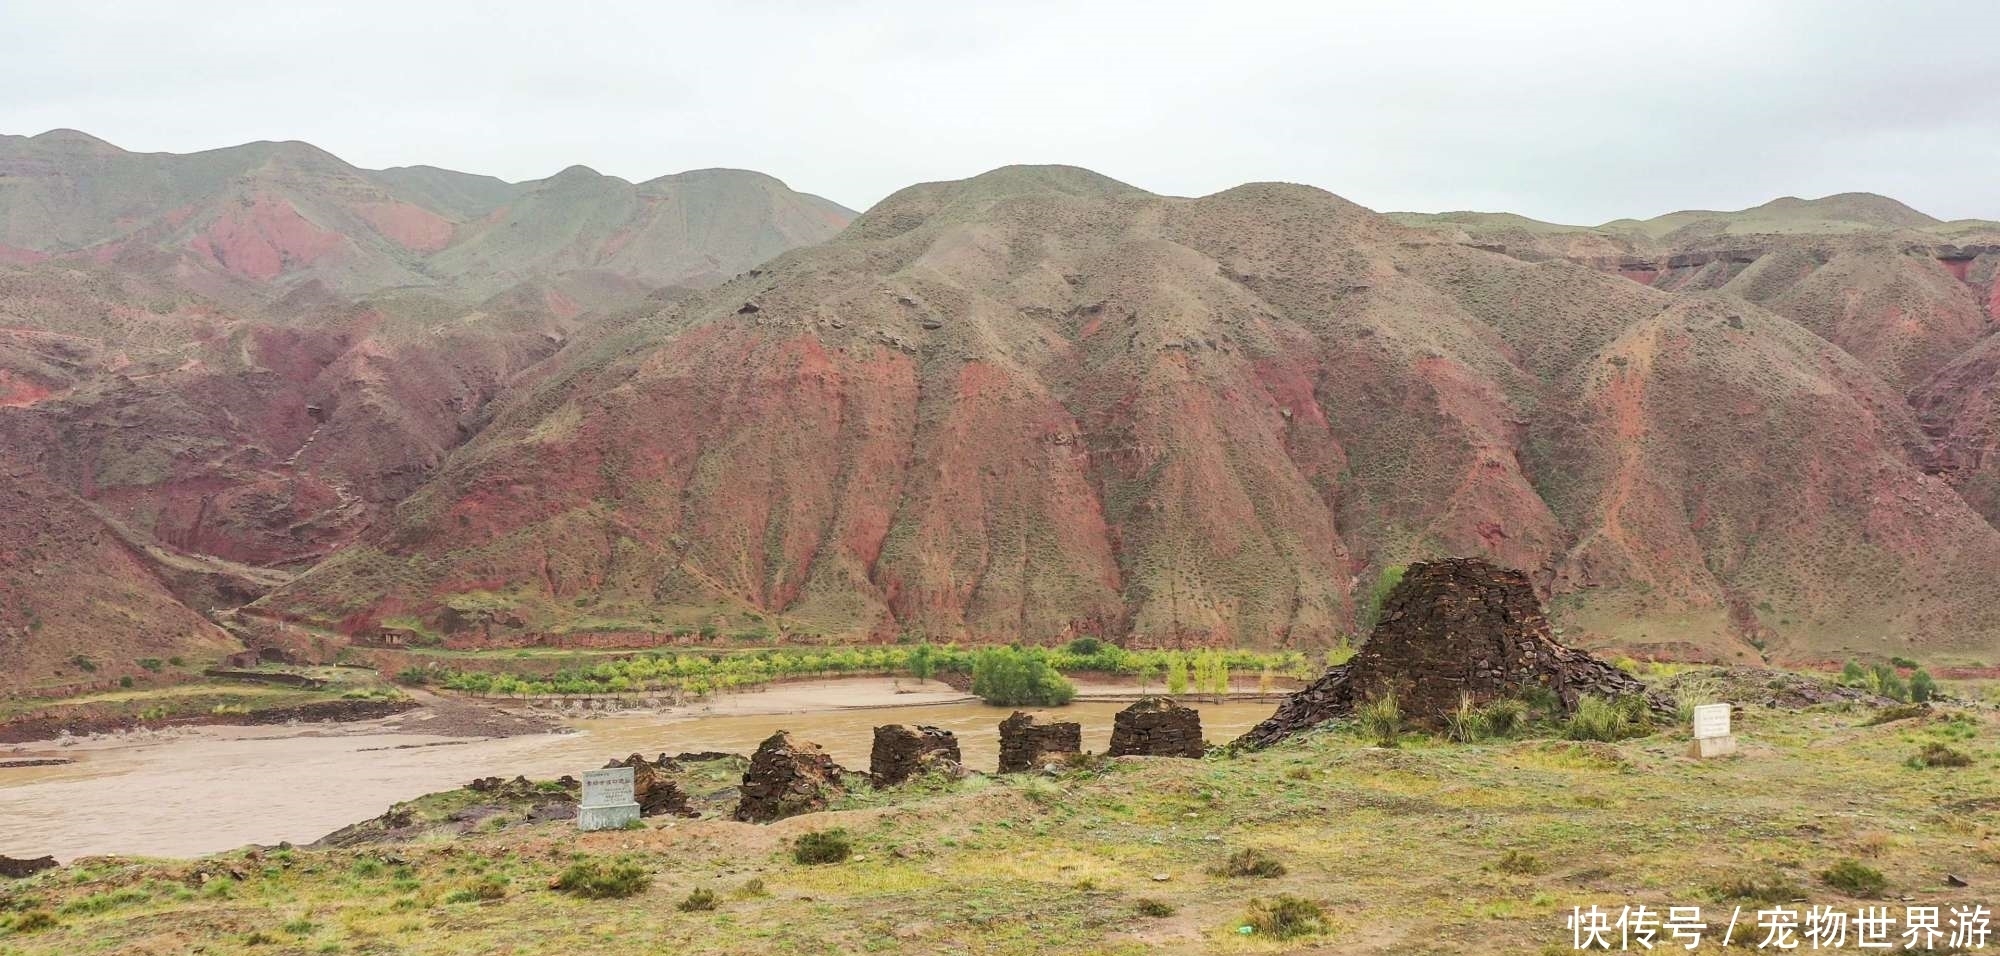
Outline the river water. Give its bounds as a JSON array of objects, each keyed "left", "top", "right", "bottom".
[{"left": 0, "top": 685, "right": 1276, "bottom": 861}]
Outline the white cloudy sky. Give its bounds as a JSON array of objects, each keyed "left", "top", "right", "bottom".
[{"left": 3, "top": 1, "right": 1996, "bottom": 223}]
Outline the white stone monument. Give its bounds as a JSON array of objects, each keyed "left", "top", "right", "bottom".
[
  {"left": 577, "top": 766, "right": 640, "bottom": 831},
  {"left": 1687, "top": 702, "right": 1737, "bottom": 758}
]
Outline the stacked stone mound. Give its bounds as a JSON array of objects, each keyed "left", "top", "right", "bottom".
[
  {"left": 1238, "top": 558, "right": 1669, "bottom": 748},
  {"left": 734, "top": 731, "right": 848, "bottom": 822},
  {"left": 1107, "top": 697, "right": 1206, "bottom": 758},
  {"left": 606, "top": 753, "right": 697, "bottom": 817},
  {"left": 997, "top": 712, "right": 1082, "bottom": 772},
  {"left": 0, "top": 854, "right": 56, "bottom": 879},
  {"left": 870, "top": 724, "right": 963, "bottom": 786}
]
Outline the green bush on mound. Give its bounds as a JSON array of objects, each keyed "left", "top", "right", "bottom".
[
  {"left": 970, "top": 647, "right": 1076, "bottom": 707},
  {"left": 552, "top": 860, "right": 651, "bottom": 899},
  {"left": 677, "top": 888, "right": 717, "bottom": 912},
  {"left": 792, "top": 829, "right": 852, "bottom": 865}
]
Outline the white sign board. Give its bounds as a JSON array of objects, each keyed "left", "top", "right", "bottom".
[
  {"left": 581, "top": 767, "right": 636, "bottom": 807},
  {"left": 577, "top": 767, "right": 640, "bottom": 831},
  {"left": 1691, "top": 703, "right": 1731, "bottom": 740}
]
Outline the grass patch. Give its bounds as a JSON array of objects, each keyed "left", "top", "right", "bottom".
[
  {"left": 1134, "top": 898, "right": 1177, "bottom": 918},
  {"left": 1242, "top": 894, "right": 1328, "bottom": 939},
  {"left": 1358, "top": 691, "right": 1402, "bottom": 748},
  {"left": 1208, "top": 847, "right": 1286, "bottom": 878},
  {"left": 676, "top": 888, "right": 717, "bottom": 912},
  {"left": 551, "top": 860, "right": 651, "bottom": 899},
  {"left": 1819, "top": 860, "right": 1887, "bottom": 898},
  {"left": 1909, "top": 742, "right": 1973, "bottom": 769}
]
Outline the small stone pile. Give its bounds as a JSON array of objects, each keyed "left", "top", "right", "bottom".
[
  {"left": 0, "top": 854, "right": 56, "bottom": 879},
  {"left": 870, "top": 724, "right": 963, "bottom": 786},
  {"left": 1107, "top": 697, "right": 1206, "bottom": 758},
  {"left": 734, "top": 731, "right": 849, "bottom": 822},
  {"left": 605, "top": 753, "right": 697, "bottom": 817},
  {"left": 1238, "top": 557, "right": 1667, "bottom": 748},
  {"left": 996, "top": 711, "right": 1082, "bottom": 773}
]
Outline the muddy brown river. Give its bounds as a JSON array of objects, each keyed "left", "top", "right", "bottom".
[{"left": 0, "top": 684, "right": 1277, "bottom": 861}]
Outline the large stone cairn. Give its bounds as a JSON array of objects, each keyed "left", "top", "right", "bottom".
[
  {"left": 734, "top": 731, "right": 848, "bottom": 822},
  {"left": 1107, "top": 697, "right": 1207, "bottom": 757},
  {"left": 1238, "top": 557, "right": 1669, "bottom": 748},
  {"left": 870, "top": 724, "right": 963, "bottom": 786},
  {"left": 605, "top": 753, "right": 697, "bottom": 817},
  {"left": 996, "top": 711, "right": 1082, "bottom": 773}
]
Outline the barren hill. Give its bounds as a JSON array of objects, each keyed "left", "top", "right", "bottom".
[{"left": 261, "top": 168, "right": 2000, "bottom": 663}]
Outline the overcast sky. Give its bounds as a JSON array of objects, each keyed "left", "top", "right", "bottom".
[{"left": 3, "top": 1, "right": 1997, "bottom": 223}]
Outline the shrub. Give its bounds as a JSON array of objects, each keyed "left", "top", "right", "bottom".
[
  {"left": 394, "top": 668, "right": 431, "bottom": 687},
  {"left": 1910, "top": 742, "right": 1972, "bottom": 769},
  {"left": 70, "top": 655, "right": 97, "bottom": 673},
  {"left": 1134, "top": 898, "right": 1177, "bottom": 918},
  {"left": 1065, "top": 637, "right": 1104, "bottom": 656},
  {"left": 1863, "top": 703, "right": 1928, "bottom": 725},
  {"left": 1564, "top": 695, "right": 1638, "bottom": 742},
  {"left": 119, "top": 676, "right": 134, "bottom": 689},
  {"left": 1242, "top": 894, "right": 1327, "bottom": 939},
  {"left": 1445, "top": 694, "right": 1491, "bottom": 743},
  {"left": 1481, "top": 698, "right": 1528, "bottom": 737},
  {"left": 1357, "top": 691, "right": 1402, "bottom": 748},
  {"left": 1494, "top": 850, "right": 1544, "bottom": 875},
  {"left": 137, "top": 658, "right": 164, "bottom": 673},
  {"left": 1909, "top": 670, "right": 1937, "bottom": 703},
  {"left": 677, "top": 888, "right": 717, "bottom": 912},
  {"left": 1889, "top": 656, "right": 1919, "bottom": 670},
  {"left": 792, "top": 829, "right": 852, "bottom": 865},
  {"left": 1820, "top": 860, "right": 1887, "bottom": 897},
  {"left": 970, "top": 648, "right": 1075, "bottom": 707},
  {"left": 733, "top": 878, "right": 768, "bottom": 898},
  {"left": 281, "top": 916, "right": 317, "bottom": 936},
  {"left": 552, "top": 860, "right": 651, "bottom": 899},
  {"left": 1210, "top": 848, "right": 1286, "bottom": 878},
  {"left": 1840, "top": 660, "right": 1868, "bottom": 684}
]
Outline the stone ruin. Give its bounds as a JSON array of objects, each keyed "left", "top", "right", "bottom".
[
  {"left": 1107, "top": 697, "right": 1207, "bottom": 758},
  {"left": 605, "top": 753, "right": 697, "bottom": 818},
  {"left": 734, "top": 731, "right": 849, "bottom": 822},
  {"left": 0, "top": 854, "right": 56, "bottom": 879},
  {"left": 1237, "top": 557, "right": 1669, "bottom": 748},
  {"left": 996, "top": 711, "right": 1082, "bottom": 773},
  {"left": 870, "top": 724, "right": 964, "bottom": 786}
]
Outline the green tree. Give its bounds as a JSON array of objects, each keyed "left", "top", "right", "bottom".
[
  {"left": 1909, "top": 669, "right": 1937, "bottom": 703},
  {"left": 1165, "top": 654, "right": 1189, "bottom": 696},
  {"left": 970, "top": 647, "right": 1075, "bottom": 707},
  {"left": 907, "top": 643, "right": 938, "bottom": 683}
]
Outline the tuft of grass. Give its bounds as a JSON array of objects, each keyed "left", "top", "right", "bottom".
[
  {"left": 1445, "top": 693, "right": 1492, "bottom": 743},
  {"left": 1134, "top": 898, "right": 1177, "bottom": 918},
  {"left": 443, "top": 875, "right": 508, "bottom": 903},
  {"left": 1357, "top": 691, "right": 1402, "bottom": 748},
  {"left": 8, "top": 910, "right": 58, "bottom": 934},
  {"left": 552, "top": 860, "right": 651, "bottom": 899},
  {"left": 732, "top": 878, "right": 768, "bottom": 898},
  {"left": 1863, "top": 703, "right": 1929, "bottom": 725},
  {"left": 1481, "top": 698, "right": 1528, "bottom": 737},
  {"left": 282, "top": 916, "right": 318, "bottom": 936},
  {"left": 1494, "top": 850, "right": 1545, "bottom": 875},
  {"left": 1819, "top": 860, "right": 1887, "bottom": 898},
  {"left": 1909, "top": 742, "right": 1972, "bottom": 769},
  {"left": 1708, "top": 870, "right": 1805, "bottom": 907},
  {"left": 1564, "top": 695, "right": 1646, "bottom": 742},
  {"left": 1242, "top": 894, "right": 1328, "bottom": 939},
  {"left": 792, "top": 829, "right": 852, "bottom": 865},
  {"left": 677, "top": 888, "right": 717, "bottom": 912},
  {"left": 1208, "top": 847, "right": 1286, "bottom": 879}
]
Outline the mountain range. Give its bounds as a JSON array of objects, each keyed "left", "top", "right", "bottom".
[{"left": 4, "top": 131, "right": 2000, "bottom": 694}]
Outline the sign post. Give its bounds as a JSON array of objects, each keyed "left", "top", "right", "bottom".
[
  {"left": 1687, "top": 703, "right": 1737, "bottom": 758},
  {"left": 577, "top": 767, "right": 641, "bottom": 831}
]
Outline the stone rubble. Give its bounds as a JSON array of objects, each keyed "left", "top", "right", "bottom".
[{"left": 734, "top": 731, "right": 849, "bottom": 822}]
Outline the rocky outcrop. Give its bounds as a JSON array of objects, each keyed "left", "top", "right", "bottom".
[
  {"left": 1238, "top": 558, "right": 1666, "bottom": 748},
  {"left": 997, "top": 712, "right": 1082, "bottom": 773},
  {"left": 605, "top": 754, "right": 697, "bottom": 818},
  {"left": 1107, "top": 697, "right": 1206, "bottom": 758},
  {"left": 734, "top": 731, "right": 848, "bottom": 822},
  {"left": 0, "top": 854, "right": 56, "bottom": 879},
  {"left": 870, "top": 724, "right": 963, "bottom": 786}
]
